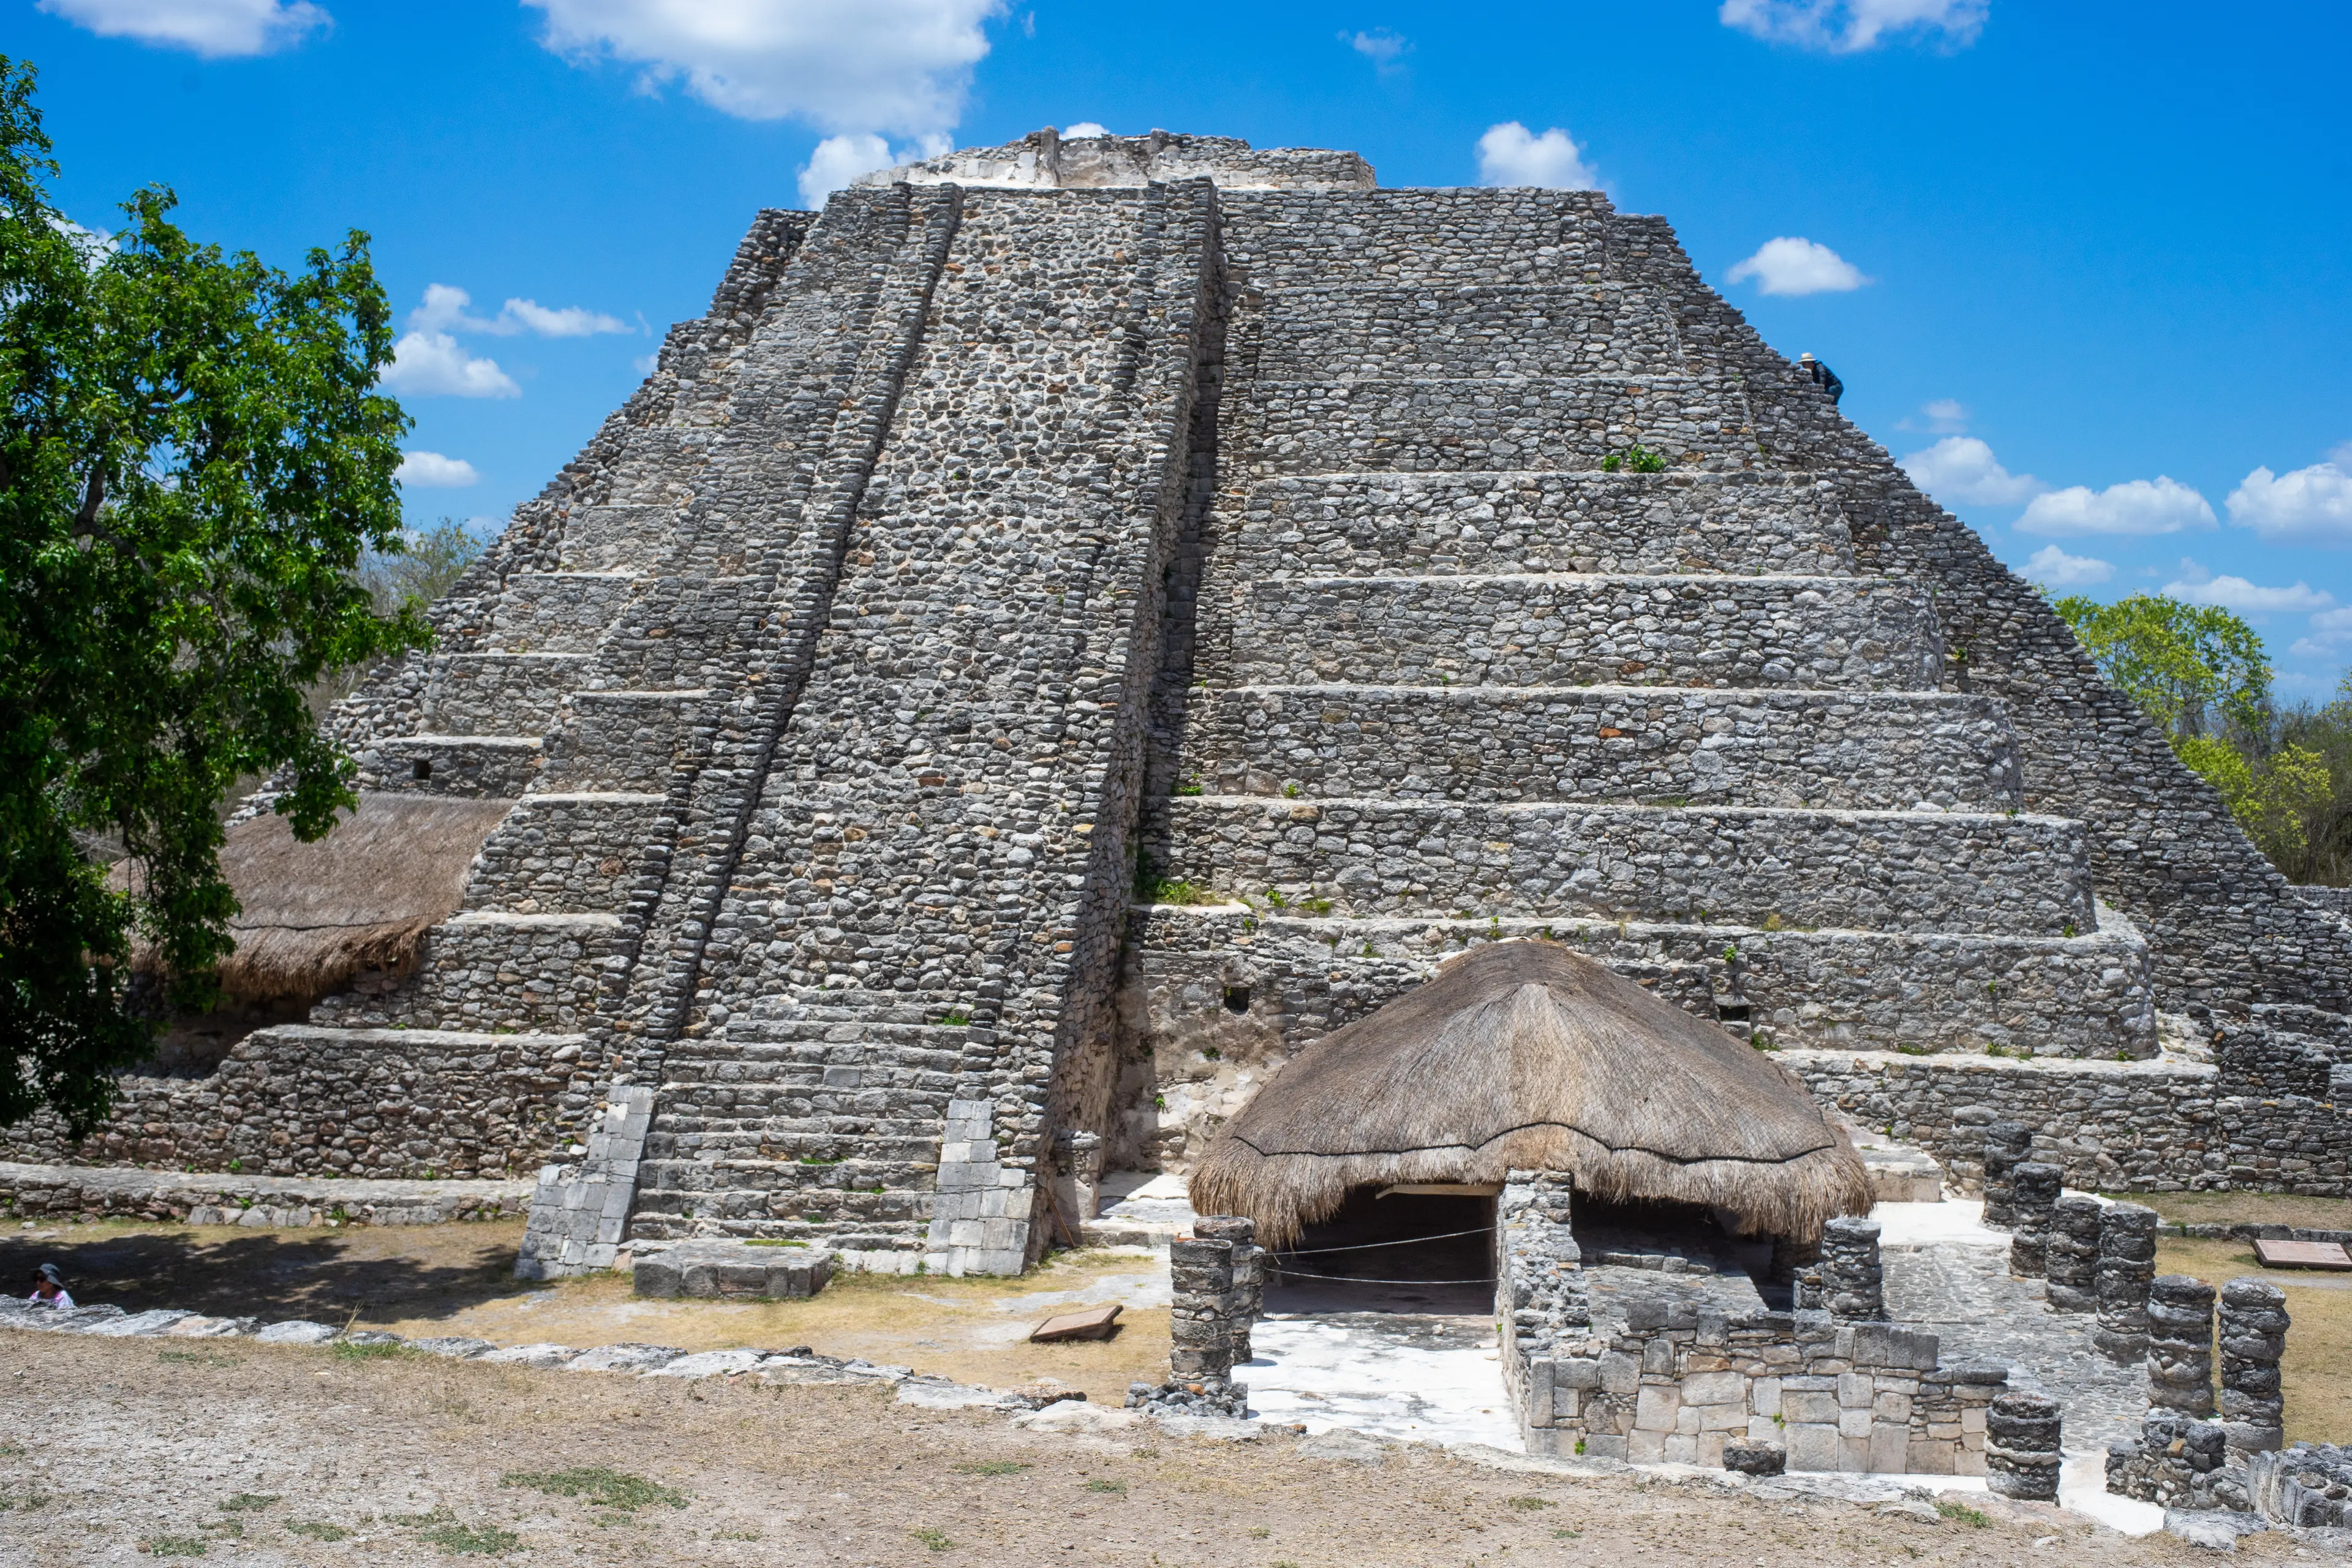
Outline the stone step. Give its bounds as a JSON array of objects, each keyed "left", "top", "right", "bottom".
[
  {"left": 1251, "top": 283, "right": 1686, "bottom": 379},
  {"left": 1189, "top": 686, "right": 2020, "bottom": 810},
  {"left": 309, "top": 912, "right": 622, "bottom": 1033},
  {"left": 417, "top": 653, "right": 593, "bottom": 736},
  {"left": 1155, "top": 796, "right": 2094, "bottom": 935},
  {"left": 487, "top": 573, "right": 644, "bottom": 653},
  {"left": 1125, "top": 906, "right": 2156, "bottom": 1060},
  {"left": 540, "top": 689, "right": 712, "bottom": 792},
  {"left": 464, "top": 792, "right": 668, "bottom": 913},
  {"left": 625, "top": 1180, "right": 929, "bottom": 1236},
  {"left": 557, "top": 504, "right": 680, "bottom": 573},
  {"left": 1229, "top": 471, "right": 1856, "bottom": 578},
  {"left": 356, "top": 734, "right": 541, "bottom": 797},
  {"left": 1223, "top": 188, "right": 1610, "bottom": 287},
  {"left": 1245, "top": 375, "right": 1747, "bottom": 475},
  {"left": 663, "top": 1022, "right": 974, "bottom": 1059},
  {"left": 1224, "top": 574, "right": 1942, "bottom": 692}
]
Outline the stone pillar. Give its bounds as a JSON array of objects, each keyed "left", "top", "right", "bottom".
[
  {"left": 2146, "top": 1275, "right": 2217, "bottom": 1417},
  {"left": 1820, "top": 1216, "right": 1885, "bottom": 1322},
  {"left": 2006, "top": 1163, "right": 2062, "bottom": 1278},
  {"left": 1985, "top": 1391, "right": 2062, "bottom": 1501},
  {"left": 2094, "top": 1202, "right": 2158, "bottom": 1365},
  {"left": 2045, "top": 1194, "right": 2103, "bottom": 1313},
  {"left": 1194, "top": 1215, "right": 1261, "bottom": 1366},
  {"left": 2218, "top": 1276, "right": 2288, "bottom": 1454},
  {"left": 1166, "top": 1235, "right": 1235, "bottom": 1382},
  {"left": 1980, "top": 1121, "right": 2032, "bottom": 1230}
]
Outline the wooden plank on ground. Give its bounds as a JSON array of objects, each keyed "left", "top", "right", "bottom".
[
  {"left": 2253, "top": 1238, "right": 2352, "bottom": 1271},
  {"left": 1029, "top": 1303, "right": 1122, "bottom": 1342}
]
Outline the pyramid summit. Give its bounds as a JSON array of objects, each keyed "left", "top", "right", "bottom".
[{"left": 14, "top": 132, "right": 2346, "bottom": 1278}]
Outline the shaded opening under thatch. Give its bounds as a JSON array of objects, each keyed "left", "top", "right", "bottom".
[
  {"left": 1262, "top": 1187, "right": 1497, "bottom": 1317},
  {"left": 1191, "top": 941, "right": 1871, "bottom": 1248},
  {"left": 123, "top": 792, "right": 510, "bottom": 1069}
]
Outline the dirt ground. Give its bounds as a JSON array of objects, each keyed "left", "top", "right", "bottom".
[
  {"left": 0, "top": 1220, "right": 1174, "bottom": 1393},
  {"left": 2119, "top": 1192, "right": 2352, "bottom": 1232},
  {"left": 0, "top": 1331, "right": 2241, "bottom": 1567}
]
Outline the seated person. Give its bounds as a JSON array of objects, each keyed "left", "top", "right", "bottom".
[{"left": 26, "top": 1262, "right": 73, "bottom": 1310}]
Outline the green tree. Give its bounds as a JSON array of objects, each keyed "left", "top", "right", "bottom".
[
  {"left": 360, "top": 516, "right": 487, "bottom": 617},
  {"left": 1, "top": 57, "right": 425, "bottom": 1133},
  {"left": 2051, "top": 592, "right": 2272, "bottom": 747}
]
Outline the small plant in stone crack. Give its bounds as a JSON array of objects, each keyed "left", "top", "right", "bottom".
[
  {"left": 1202, "top": 1046, "right": 1222, "bottom": 1060},
  {"left": 1601, "top": 445, "right": 1668, "bottom": 473},
  {"left": 911, "top": 1525, "right": 954, "bottom": 1551},
  {"left": 2063, "top": 921, "right": 2079, "bottom": 937},
  {"left": 1264, "top": 888, "right": 1288, "bottom": 909},
  {"left": 1281, "top": 781, "right": 1302, "bottom": 798},
  {"left": 938, "top": 1009, "right": 971, "bottom": 1026},
  {"left": 1174, "top": 777, "right": 1204, "bottom": 796},
  {"left": 1140, "top": 875, "right": 1209, "bottom": 906}
]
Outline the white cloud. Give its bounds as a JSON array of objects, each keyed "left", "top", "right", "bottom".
[
  {"left": 409, "top": 284, "right": 627, "bottom": 339},
  {"left": 1346, "top": 29, "right": 1409, "bottom": 70},
  {"left": 526, "top": 0, "right": 1001, "bottom": 135},
  {"left": 2017, "top": 475, "right": 2215, "bottom": 537},
  {"left": 396, "top": 451, "right": 480, "bottom": 488},
  {"left": 2161, "top": 562, "right": 2332, "bottom": 613},
  {"left": 1719, "top": 0, "right": 1986, "bottom": 53},
  {"left": 1061, "top": 121, "right": 1109, "bottom": 138},
  {"left": 1918, "top": 398, "right": 1968, "bottom": 433},
  {"left": 2292, "top": 606, "right": 2352, "bottom": 658},
  {"left": 1725, "top": 236, "right": 1870, "bottom": 296},
  {"left": 1898, "top": 436, "right": 2045, "bottom": 507},
  {"left": 37, "top": 0, "right": 328, "bottom": 56},
  {"left": 1475, "top": 123, "right": 1601, "bottom": 191},
  {"left": 797, "top": 130, "right": 952, "bottom": 206},
  {"left": 2225, "top": 461, "right": 2352, "bottom": 545},
  {"left": 379, "top": 333, "right": 521, "bottom": 399},
  {"left": 2023, "top": 545, "right": 2112, "bottom": 587},
  {"left": 497, "top": 299, "right": 630, "bottom": 337}
]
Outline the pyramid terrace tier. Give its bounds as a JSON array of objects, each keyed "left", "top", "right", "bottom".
[
  {"left": 1249, "top": 283, "right": 1689, "bottom": 379},
  {"left": 462, "top": 792, "right": 668, "bottom": 914},
  {"left": 1219, "top": 574, "right": 1942, "bottom": 690},
  {"left": 1126, "top": 907, "right": 2156, "bottom": 1063},
  {"left": 1232, "top": 472, "right": 1856, "bottom": 578},
  {"left": 1245, "top": 375, "right": 1762, "bottom": 475},
  {"left": 1154, "top": 797, "right": 2095, "bottom": 935},
  {"left": 1218, "top": 187, "right": 1613, "bottom": 287},
  {"left": 309, "top": 912, "right": 622, "bottom": 1033},
  {"left": 1190, "top": 687, "right": 2022, "bottom": 810},
  {"left": 483, "top": 572, "right": 647, "bottom": 653},
  {"left": 357, "top": 734, "right": 542, "bottom": 797}
]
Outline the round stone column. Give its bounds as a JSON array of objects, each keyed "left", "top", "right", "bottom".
[
  {"left": 2046, "top": 1194, "right": 2103, "bottom": 1313},
  {"left": 2006, "top": 1162, "right": 2063, "bottom": 1278},
  {"left": 2146, "top": 1274, "right": 2217, "bottom": 1417},
  {"left": 2094, "top": 1202, "right": 2158, "bottom": 1365},
  {"left": 1985, "top": 1392, "right": 2062, "bottom": 1501},
  {"left": 2218, "top": 1276, "right": 2289, "bottom": 1453},
  {"left": 1980, "top": 1121, "right": 2032, "bottom": 1230}
]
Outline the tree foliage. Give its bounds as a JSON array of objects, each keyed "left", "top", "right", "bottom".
[
  {"left": 0, "top": 56, "right": 424, "bottom": 1133},
  {"left": 2054, "top": 592, "right": 2346, "bottom": 884}
]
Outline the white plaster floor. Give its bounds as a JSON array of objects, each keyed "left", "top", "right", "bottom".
[{"left": 1245, "top": 1313, "right": 1523, "bottom": 1451}]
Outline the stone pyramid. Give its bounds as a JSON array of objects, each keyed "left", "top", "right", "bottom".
[{"left": 19, "top": 130, "right": 2346, "bottom": 1272}]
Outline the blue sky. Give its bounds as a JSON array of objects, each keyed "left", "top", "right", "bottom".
[{"left": 14, "top": 1, "right": 2351, "bottom": 694}]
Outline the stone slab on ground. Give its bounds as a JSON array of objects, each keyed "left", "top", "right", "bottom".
[
  {"left": 0, "top": 1159, "right": 531, "bottom": 1226},
  {"left": 2252, "top": 1238, "right": 2351, "bottom": 1270}
]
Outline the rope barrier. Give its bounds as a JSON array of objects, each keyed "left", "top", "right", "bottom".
[
  {"left": 1264, "top": 1265, "right": 1496, "bottom": 1286},
  {"left": 1267, "top": 1225, "right": 1492, "bottom": 1259}
]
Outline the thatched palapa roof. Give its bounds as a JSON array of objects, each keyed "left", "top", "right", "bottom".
[
  {"left": 158, "top": 792, "right": 510, "bottom": 1006},
  {"left": 1189, "top": 941, "right": 1871, "bottom": 1245}
]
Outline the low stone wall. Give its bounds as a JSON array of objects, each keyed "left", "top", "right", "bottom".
[
  {"left": 0, "top": 1160, "right": 531, "bottom": 1226},
  {"left": 1496, "top": 1173, "right": 2007, "bottom": 1474},
  {"left": 0, "top": 1024, "right": 582, "bottom": 1181}
]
